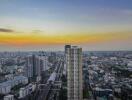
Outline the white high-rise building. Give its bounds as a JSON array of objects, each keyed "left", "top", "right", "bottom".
[{"left": 65, "top": 45, "right": 83, "bottom": 100}]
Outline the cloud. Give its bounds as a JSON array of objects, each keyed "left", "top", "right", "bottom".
[
  {"left": 32, "top": 30, "right": 43, "bottom": 34},
  {"left": 0, "top": 28, "right": 14, "bottom": 33}
]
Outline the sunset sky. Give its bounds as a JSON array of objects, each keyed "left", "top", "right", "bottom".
[{"left": 0, "top": 0, "right": 132, "bottom": 51}]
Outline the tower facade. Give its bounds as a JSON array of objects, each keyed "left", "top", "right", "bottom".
[
  {"left": 25, "top": 55, "right": 41, "bottom": 82},
  {"left": 65, "top": 45, "right": 83, "bottom": 100}
]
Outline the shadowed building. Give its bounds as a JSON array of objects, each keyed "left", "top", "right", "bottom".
[{"left": 24, "top": 55, "right": 41, "bottom": 82}]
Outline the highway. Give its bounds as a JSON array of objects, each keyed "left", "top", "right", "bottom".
[
  {"left": 48, "top": 61, "right": 64, "bottom": 100},
  {"left": 36, "top": 59, "right": 64, "bottom": 100}
]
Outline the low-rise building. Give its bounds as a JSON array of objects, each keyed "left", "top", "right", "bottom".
[
  {"left": 0, "top": 76, "right": 28, "bottom": 94},
  {"left": 4, "top": 94, "right": 14, "bottom": 100},
  {"left": 19, "top": 83, "right": 36, "bottom": 98}
]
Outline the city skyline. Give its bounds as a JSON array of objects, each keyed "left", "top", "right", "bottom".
[{"left": 0, "top": 0, "right": 132, "bottom": 51}]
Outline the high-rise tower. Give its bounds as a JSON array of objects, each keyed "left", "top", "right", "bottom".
[
  {"left": 25, "top": 55, "right": 41, "bottom": 82},
  {"left": 65, "top": 45, "right": 83, "bottom": 100}
]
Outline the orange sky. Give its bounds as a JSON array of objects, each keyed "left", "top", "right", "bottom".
[{"left": 0, "top": 31, "right": 131, "bottom": 47}]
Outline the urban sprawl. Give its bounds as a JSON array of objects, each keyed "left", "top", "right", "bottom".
[{"left": 0, "top": 45, "right": 132, "bottom": 100}]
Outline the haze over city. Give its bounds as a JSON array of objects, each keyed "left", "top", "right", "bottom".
[{"left": 0, "top": 0, "right": 132, "bottom": 51}]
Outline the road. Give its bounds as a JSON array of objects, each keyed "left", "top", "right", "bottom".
[{"left": 36, "top": 60, "right": 64, "bottom": 100}]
